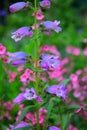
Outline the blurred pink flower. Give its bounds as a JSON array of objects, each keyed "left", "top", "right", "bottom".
[
  {"left": 20, "top": 69, "right": 35, "bottom": 83},
  {"left": 9, "top": 72, "right": 17, "bottom": 82},
  {"left": 83, "top": 38, "right": 87, "bottom": 43},
  {"left": 83, "top": 47, "right": 87, "bottom": 56},
  {"left": 72, "top": 48, "right": 80, "bottom": 56},
  {"left": 67, "top": 124, "right": 78, "bottom": 130},
  {"left": 0, "top": 43, "right": 6, "bottom": 57},
  {"left": 3, "top": 101, "right": 13, "bottom": 110}
]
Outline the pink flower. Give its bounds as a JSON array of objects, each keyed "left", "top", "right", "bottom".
[
  {"left": 3, "top": 101, "right": 13, "bottom": 110},
  {"left": 66, "top": 46, "right": 74, "bottom": 53},
  {"left": 20, "top": 69, "right": 35, "bottom": 83},
  {"left": 49, "top": 45, "right": 60, "bottom": 55},
  {"left": 0, "top": 43, "right": 6, "bottom": 57},
  {"left": 25, "top": 108, "right": 47, "bottom": 125},
  {"left": 76, "top": 70, "right": 82, "bottom": 76},
  {"left": 83, "top": 38, "right": 87, "bottom": 43},
  {"left": 40, "top": 45, "right": 51, "bottom": 52},
  {"left": 4, "top": 112, "right": 12, "bottom": 120},
  {"left": 72, "top": 48, "right": 80, "bottom": 56},
  {"left": 17, "top": 65, "right": 24, "bottom": 72},
  {"left": 83, "top": 47, "right": 87, "bottom": 56},
  {"left": 66, "top": 46, "right": 80, "bottom": 56},
  {"left": 32, "top": 23, "right": 40, "bottom": 30},
  {"left": 9, "top": 2, "right": 29, "bottom": 13},
  {"left": 9, "top": 72, "right": 17, "bottom": 82},
  {"left": 40, "top": 45, "right": 60, "bottom": 56},
  {"left": 36, "top": 9, "right": 44, "bottom": 20},
  {"left": 70, "top": 74, "right": 78, "bottom": 84},
  {"left": 67, "top": 124, "right": 78, "bottom": 130}
]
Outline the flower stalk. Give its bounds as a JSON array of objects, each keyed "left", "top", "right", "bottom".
[{"left": 34, "top": 0, "right": 40, "bottom": 129}]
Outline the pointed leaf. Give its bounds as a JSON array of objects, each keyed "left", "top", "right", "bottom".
[{"left": 15, "top": 105, "right": 38, "bottom": 126}]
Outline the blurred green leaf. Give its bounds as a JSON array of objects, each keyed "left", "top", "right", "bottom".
[
  {"left": 62, "top": 113, "right": 73, "bottom": 130},
  {"left": 15, "top": 105, "right": 38, "bottom": 126},
  {"left": 59, "top": 78, "right": 70, "bottom": 86}
]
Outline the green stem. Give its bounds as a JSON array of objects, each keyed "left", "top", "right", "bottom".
[
  {"left": 58, "top": 103, "right": 63, "bottom": 130},
  {"left": 34, "top": 0, "right": 40, "bottom": 130}
]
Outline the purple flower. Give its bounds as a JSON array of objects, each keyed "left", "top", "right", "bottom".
[
  {"left": 40, "top": 54, "right": 61, "bottom": 70},
  {"left": 36, "top": 96, "right": 43, "bottom": 103},
  {"left": 13, "top": 93, "right": 25, "bottom": 104},
  {"left": 23, "top": 88, "right": 37, "bottom": 100},
  {"left": 10, "top": 121, "right": 29, "bottom": 129},
  {"left": 11, "top": 26, "right": 33, "bottom": 42},
  {"left": 9, "top": 2, "right": 29, "bottom": 13},
  {"left": 43, "top": 20, "right": 62, "bottom": 33},
  {"left": 40, "top": 0, "right": 51, "bottom": 9},
  {"left": 45, "top": 84, "right": 67, "bottom": 99},
  {"left": 12, "top": 59, "right": 27, "bottom": 66},
  {"left": 49, "top": 126, "right": 60, "bottom": 130},
  {"left": 7, "top": 52, "right": 28, "bottom": 66},
  {"left": 13, "top": 88, "right": 39, "bottom": 104}
]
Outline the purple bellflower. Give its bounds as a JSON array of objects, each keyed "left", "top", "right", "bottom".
[
  {"left": 10, "top": 121, "right": 29, "bottom": 129},
  {"left": 49, "top": 126, "right": 60, "bottom": 130},
  {"left": 45, "top": 84, "right": 67, "bottom": 99},
  {"left": 13, "top": 88, "right": 37, "bottom": 104},
  {"left": 40, "top": 0, "right": 51, "bottom": 9},
  {"left": 23, "top": 88, "right": 37, "bottom": 100},
  {"left": 7, "top": 52, "right": 28, "bottom": 66},
  {"left": 9, "top": 2, "right": 29, "bottom": 13},
  {"left": 40, "top": 54, "right": 61, "bottom": 70},
  {"left": 43, "top": 20, "right": 62, "bottom": 33},
  {"left": 11, "top": 26, "right": 33, "bottom": 42},
  {"left": 13, "top": 93, "right": 25, "bottom": 104}
]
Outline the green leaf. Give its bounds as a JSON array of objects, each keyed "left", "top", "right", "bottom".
[
  {"left": 62, "top": 113, "right": 73, "bottom": 130},
  {"left": 59, "top": 78, "right": 70, "bottom": 86},
  {"left": 46, "top": 98, "right": 54, "bottom": 119},
  {"left": 63, "top": 105, "right": 81, "bottom": 113},
  {"left": 27, "top": 66, "right": 45, "bottom": 73},
  {"left": 15, "top": 105, "right": 38, "bottom": 126}
]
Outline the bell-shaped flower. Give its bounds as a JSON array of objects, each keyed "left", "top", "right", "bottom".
[
  {"left": 9, "top": 121, "right": 29, "bottom": 129},
  {"left": 49, "top": 126, "right": 60, "bottom": 130},
  {"left": 13, "top": 93, "right": 25, "bottom": 104},
  {"left": 11, "top": 26, "right": 33, "bottom": 42},
  {"left": 40, "top": 0, "right": 51, "bottom": 9},
  {"left": 13, "top": 88, "right": 38, "bottom": 104},
  {"left": 43, "top": 20, "right": 62, "bottom": 33},
  {"left": 23, "top": 88, "right": 37, "bottom": 100},
  {"left": 40, "top": 54, "right": 61, "bottom": 70},
  {"left": 7, "top": 52, "right": 28, "bottom": 66},
  {"left": 9, "top": 2, "right": 29, "bottom": 13},
  {"left": 45, "top": 84, "right": 67, "bottom": 99}
]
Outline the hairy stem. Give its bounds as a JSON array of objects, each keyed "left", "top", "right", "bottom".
[{"left": 34, "top": 0, "right": 40, "bottom": 130}]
